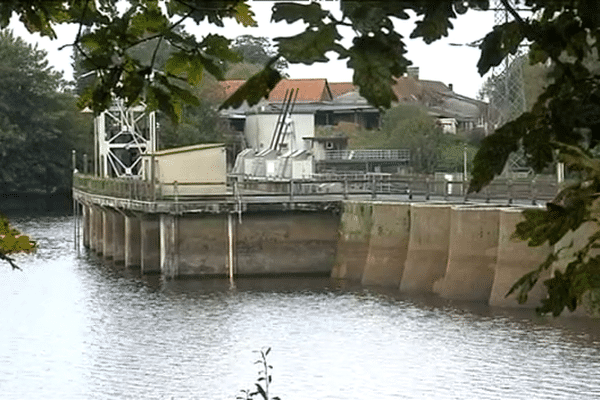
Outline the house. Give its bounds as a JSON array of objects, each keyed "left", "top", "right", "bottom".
[
  {"left": 328, "top": 69, "right": 489, "bottom": 134},
  {"left": 217, "top": 73, "right": 488, "bottom": 176},
  {"left": 244, "top": 110, "right": 315, "bottom": 153}
]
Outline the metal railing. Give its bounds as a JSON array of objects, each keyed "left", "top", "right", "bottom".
[
  {"left": 231, "top": 175, "right": 559, "bottom": 204},
  {"left": 324, "top": 149, "right": 411, "bottom": 161},
  {"left": 74, "top": 172, "right": 560, "bottom": 205},
  {"left": 73, "top": 174, "right": 156, "bottom": 201}
]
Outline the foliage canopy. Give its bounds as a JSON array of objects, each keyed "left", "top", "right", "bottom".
[{"left": 0, "top": 30, "right": 91, "bottom": 194}]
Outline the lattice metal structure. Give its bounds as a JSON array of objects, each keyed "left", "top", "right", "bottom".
[
  {"left": 490, "top": 0, "right": 531, "bottom": 175},
  {"left": 94, "top": 100, "right": 157, "bottom": 178},
  {"left": 490, "top": 0, "right": 528, "bottom": 128}
]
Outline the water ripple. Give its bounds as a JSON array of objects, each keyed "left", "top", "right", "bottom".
[{"left": 1, "top": 215, "right": 600, "bottom": 399}]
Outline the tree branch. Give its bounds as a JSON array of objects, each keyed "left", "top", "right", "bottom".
[
  {"left": 126, "top": 8, "right": 194, "bottom": 51},
  {"left": 149, "top": 36, "right": 164, "bottom": 73},
  {"left": 499, "top": 0, "right": 527, "bottom": 26},
  {"left": 1, "top": 252, "right": 21, "bottom": 270}
]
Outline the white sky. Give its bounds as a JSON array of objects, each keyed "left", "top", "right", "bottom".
[{"left": 9, "top": 0, "right": 496, "bottom": 99}]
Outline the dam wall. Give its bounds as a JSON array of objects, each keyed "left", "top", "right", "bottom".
[
  {"left": 82, "top": 206, "right": 339, "bottom": 278},
  {"left": 82, "top": 199, "right": 578, "bottom": 310},
  {"left": 335, "top": 201, "right": 556, "bottom": 309}
]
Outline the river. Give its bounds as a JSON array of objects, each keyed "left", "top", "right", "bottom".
[{"left": 1, "top": 213, "right": 600, "bottom": 399}]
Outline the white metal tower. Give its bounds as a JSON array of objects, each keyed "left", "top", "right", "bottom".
[{"left": 93, "top": 99, "right": 157, "bottom": 178}]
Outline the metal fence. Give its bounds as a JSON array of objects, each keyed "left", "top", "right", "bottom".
[
  {"left": 232, "top": 175, "right": 560, "bottom": 204},
  {"left": 324, "top": 149, "right": 411, "bottom": 161},
  {"left": 73, "top": 174, "right": 156, "bottom": 201},
  {"left": 74, "top": 172, "right": 560, "bottom": 205}
]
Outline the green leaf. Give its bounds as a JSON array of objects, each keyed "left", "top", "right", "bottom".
[
  {"left": 477, "top": 21, "right": 525, "bottom": 75},
  {"left": 254, "top": 383, "right": 267, "bottom": 400},
  {"left": 410, "top": 2, "right": 457, "bottom": 44},
  {"left": 346, "top": 32, "right": 410, "bottom": 109},
  {"left": 219, "top": 62, "right": 282, "bottom": 110},
  {"left": 341, "top": 1, "right": 410, "bottom": 24},
  {"left": 201, "top": 34, "right": 240, "bottom": 63},
  {"left": 469, "top": 113, "right": 535, "bottom": 193},
  {"left": 271, "top": 2, "right": 328, "bottom": 26},
  {"left": 276, "top": 24, "right": 343, "bottom": 65},
  {"left": 234, "top": 2, "right": 257, "bottom": 27},
  {"left": 187, "top": 56, "right": 204, "bottom": 86},
  {"left": 165, "top": 52, "right": 189, "bottom": 77},
  {"left": 147, "top": 84, "right": 182, "bottom": 123},
  {"left": 129, "top": 8, "right": 169, "bottom": 36}
]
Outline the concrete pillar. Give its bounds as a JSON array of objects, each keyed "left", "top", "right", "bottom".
[
  {"left": 140, "top": 214, "right": 160, "bottom": 274},
  {"left": 91, "top": 206, "right": 103, "bottom": 255},
  {"left": 361, "top": 202, "right": 411, "bottom": 287},
  {"left": 82, "top": 205, "right": 90, "bottom": 248},
  {"left": 434, "top": 206, "right": 500, "bottom": 301},
  {"left": 489, "top": 208, "right": 552, "bottom": 308},
  {"left": 102, "top": 209, "right": 114, "bottom": 259},
  {"left": 112, "top": 210, "right": 125, "bottom": 265},
  {"left": 89, "top": 206, "right": 97, "bottom": 252},
  {"left": 400, "top": 204, "right": 452, "bottom": 293},
  {"left": 332, "top": 201, "right": 373, "bottom": 281},
  {"left": 125, "top": 215, "right": 141, "bottom": 268},
  {"left": 160, "top": 213, "right": 179, "bottom": 278}
]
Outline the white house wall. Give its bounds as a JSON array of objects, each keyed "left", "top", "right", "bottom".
[{"left": 245, "top": 113, "right": 315, "bottom": 152}]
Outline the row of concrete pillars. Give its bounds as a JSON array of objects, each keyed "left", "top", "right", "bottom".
[
  {"left": 82, "top": 206, "right": 238, "bottom": 280},
  {"left": 79, "top": 203, "right": 339, "bottom": 278},
  {"left": 82, "top": 205, "right": 161, "bottom": 273}
]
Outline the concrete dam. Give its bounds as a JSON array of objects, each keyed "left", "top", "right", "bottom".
[
  {"left": 79, "top": 197, "right": 564, "bottom": 310},
  {"left": 334, "top": 201, "right": 553, "bottom": 309}
]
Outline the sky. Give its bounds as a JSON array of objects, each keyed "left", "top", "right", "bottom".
[{"left": 9, "top": 1, "right": 497, "bottom": 99}]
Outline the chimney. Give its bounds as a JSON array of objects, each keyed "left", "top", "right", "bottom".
[
  {"left": 407, "top": 66, "right": 419, "bottom": 80},
  {"left": 448, "top": 83, "right": 453, "bottom": 91}
]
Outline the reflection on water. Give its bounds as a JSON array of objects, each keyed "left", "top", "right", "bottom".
[{"left": 1, "top": 214, "right": 600, "bottom": 399}]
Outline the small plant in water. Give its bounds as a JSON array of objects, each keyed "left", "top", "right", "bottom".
[{"left": 237, "top": 347, "right": 281, "bottom": 400}]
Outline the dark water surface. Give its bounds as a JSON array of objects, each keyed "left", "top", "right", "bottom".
[{"left": 1, "top": 214, "right": 600, "bottom": 399}]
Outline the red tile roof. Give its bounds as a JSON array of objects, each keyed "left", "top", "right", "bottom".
[
  {"left": 391, "top": 76, "right": 425, "bottom": 102},
  {"left": 220, "top": 80, "right": 245, "bottom": 99},
  {"left": 329, "top": 82, "right": 357, "bottom": 98},
  {"left": 218, "top": 77, "right": 454, "bottom": 107},
  {"left": 218, "top": 78, "right": 333, "bottom": 103},
  {"left": 268, "top": 78, "right": 332, "bottom": 102},
  {"left": 327, "top": 78, "right": 434, "bottom": 103}
]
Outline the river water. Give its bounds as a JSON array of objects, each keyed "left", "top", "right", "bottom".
[{"left": 1, "top": 214, "right": 600, "bottom": 399}]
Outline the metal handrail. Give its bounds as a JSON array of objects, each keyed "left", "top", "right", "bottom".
[
  {"left": 324, "top": 149, "right": 411, "bottom": 161},
  {"left": 74, "top": 173, "right": 560, "bottom": 205}
]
